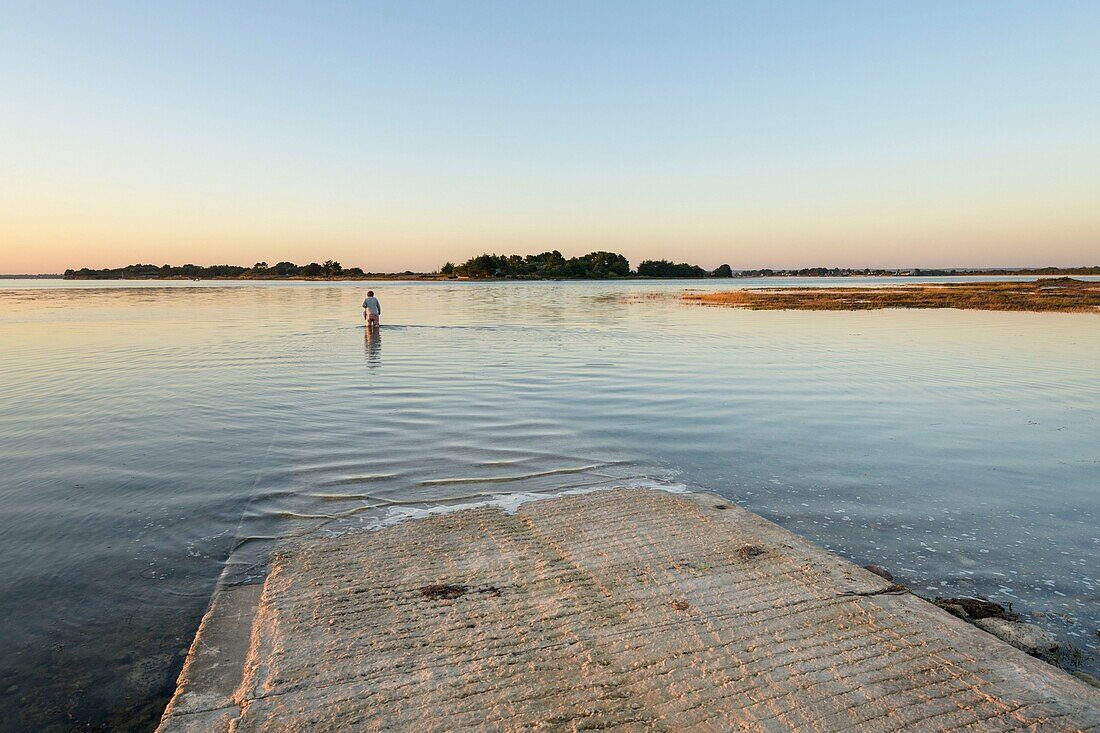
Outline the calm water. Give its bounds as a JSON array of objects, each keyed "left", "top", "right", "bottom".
[{"left": 1, "top": 278, "right": 1098, "bottom": 731}]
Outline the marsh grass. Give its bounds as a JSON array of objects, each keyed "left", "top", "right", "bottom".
[{"left": 684, "top": 277, "right": 1100, "bottom": 313}]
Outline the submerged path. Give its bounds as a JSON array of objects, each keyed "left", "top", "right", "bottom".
[{"left": 158, "top": 489, "right": 1099, "bottom": 732}]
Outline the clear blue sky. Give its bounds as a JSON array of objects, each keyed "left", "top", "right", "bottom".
[{"left": 2, "top": 1, "right": 1098, "bottom": 272}]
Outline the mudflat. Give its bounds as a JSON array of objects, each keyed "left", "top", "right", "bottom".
[
  {"left": 158, "top": 489, "right": 1099, "bottom": 732},
  {"left": 684, "top": 277, "right": 1100, "bottom": 312}
]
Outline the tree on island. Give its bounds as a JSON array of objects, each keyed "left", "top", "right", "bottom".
[
  {"left": 64, "top": 260, "right": 364, "bottom": 280},
  {"left": 444, "top": 252, "right": 739, "bottom": 279},
  {"left": 577, "top": 251, "right": 631, "bottom": 278},
  {"left": 450, "top": 250, "right": 631, "bottom": 279},
  {"left": 636, "top": 260, "right": 708, "bottom": 278}
]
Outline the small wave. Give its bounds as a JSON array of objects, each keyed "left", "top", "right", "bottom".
[
  {"left": 360, "top": 479, "right": 691, "bottom": 531},
  {"left": 416, "top": 463, "right": 617, "bottom": 487},
  {"left": 302, "top": 492, "right": 391, "bottom": 504},
  {"left": 261, "top": 510, "right": 343, "bottom": 520},
  {"left": 229, "top": 534, "right": 287, "bottom": 550},
  {"left": 319, "top": 474, "right": 400, "bottom": 487},
  {"left": 276, "top": 463, "right": 401, "bottom": 479}
]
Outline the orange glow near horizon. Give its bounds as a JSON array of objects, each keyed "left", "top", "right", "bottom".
[{"left": 2, "top": 186, "right": 1097, "bottom": 273}]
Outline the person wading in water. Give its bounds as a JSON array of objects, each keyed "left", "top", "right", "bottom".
[{"left": 362, "top": 290, "right": 381, "bottom": 329}]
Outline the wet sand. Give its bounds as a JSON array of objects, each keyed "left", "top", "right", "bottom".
[
  {"left": 158, "top": 489, "right": 1099, "bottom": 731},
  {"left": 685, "top": 277, "right": 1100, "bottom": 312}
]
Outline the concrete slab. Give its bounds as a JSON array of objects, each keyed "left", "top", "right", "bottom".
[
  {"left": 158, "top": 583, "right": 262, "bottom": 732},
  {"left": 158, "top": 488, "right": 1100, "bottom": 731}
]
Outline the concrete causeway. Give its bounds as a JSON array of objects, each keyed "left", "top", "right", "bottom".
[{"left": 158, "top": 488, "right": 1100, "bottom": 732}]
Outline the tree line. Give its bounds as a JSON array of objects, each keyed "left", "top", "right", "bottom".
[
  {"left": 62, "top": 257, "right": 1097, "bottom": 281},
  {"left": 63, "top": 261, "right": 368, "bottom": 280},
  {"left": 442, "top": 251, "right": 732, "bottom": 279}
]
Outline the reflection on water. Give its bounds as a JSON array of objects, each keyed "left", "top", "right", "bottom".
[
  {"left": 364, "top": 327, "right": 381, "bottom": 369},
  {"left": 0, "top": 278, "right": 1097, "bottom": 731}
]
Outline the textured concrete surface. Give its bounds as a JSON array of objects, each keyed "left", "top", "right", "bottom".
[
  {"left": 159, "top": 583, "right": 263, "bottom": 732},
  {"left": 159, "top": 488, "right": 1100, "bottom": 732}
]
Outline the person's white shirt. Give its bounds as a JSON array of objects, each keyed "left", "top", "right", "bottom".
[{"left": 362, "top": 296, "right": 381, "bottom": 315}]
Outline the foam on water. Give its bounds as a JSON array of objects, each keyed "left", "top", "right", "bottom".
[{"left": 357, "top": 479, "right": 693, "bottom": 532}]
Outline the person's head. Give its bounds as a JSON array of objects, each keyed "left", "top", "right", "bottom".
[{"left": 367, "top": 290, "right": 374, "bottom": 296}]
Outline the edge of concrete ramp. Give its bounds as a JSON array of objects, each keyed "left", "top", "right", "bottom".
[
  {"left": 158, "top": 488, "right": 1100, "bottom": 732},
  {"left": 156, "top": 581, "right": 263, "bottom": 732}
]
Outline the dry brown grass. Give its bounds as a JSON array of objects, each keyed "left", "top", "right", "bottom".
[{"left": 683, "top": 277, "right": 1100, "bottom": 313}]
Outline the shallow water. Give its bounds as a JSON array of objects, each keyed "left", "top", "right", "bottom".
[{"left": 1, "top": 278, "right": 1097, "bottom": 730}]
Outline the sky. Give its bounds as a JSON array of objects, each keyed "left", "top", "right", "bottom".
[{"left": 1, "top": 1, "right": 1098, "bottom": 273}]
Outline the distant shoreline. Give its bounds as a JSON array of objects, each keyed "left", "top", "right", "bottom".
[
  {"left": 54, "top": 273, "right": 448, "bottom": 282},
  {"left": 0, "top": 274, "right": 63, "bottom": 279},
  {"left": 34, "top": 264, "right": 1100, "bottom": 282},
  {"left": 31, "top": 253, "right": 1100, "bottom": 281}
]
